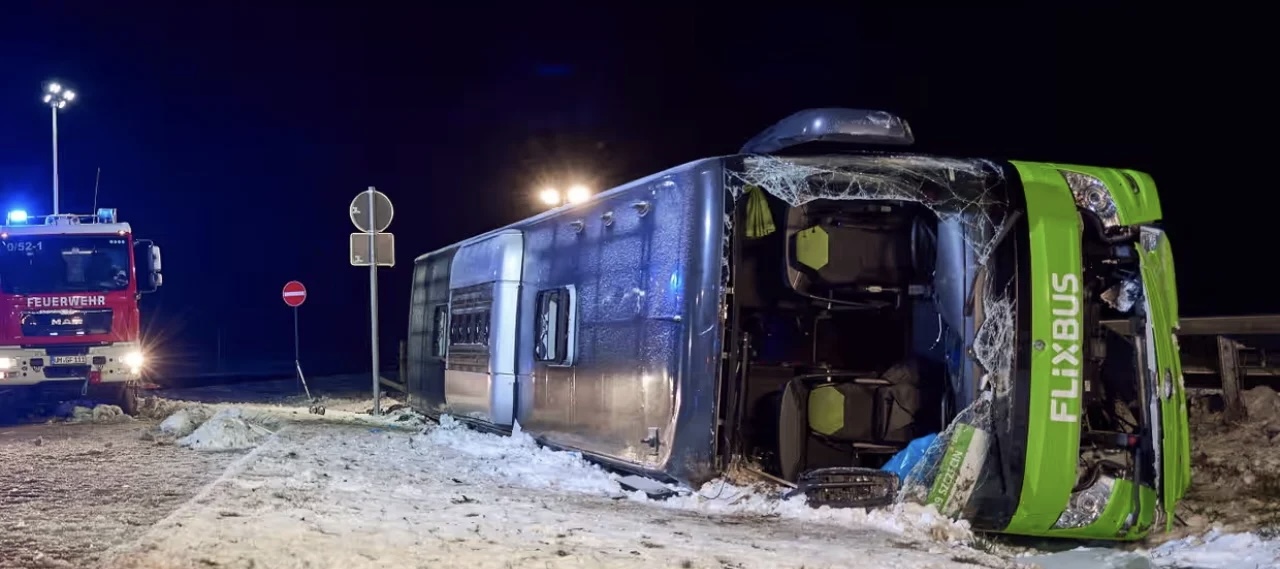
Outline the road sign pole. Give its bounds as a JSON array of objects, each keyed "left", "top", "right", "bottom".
[
  {"left": 293, "top": 305, "right": 301, "bottom": 392},
  {"left": 282, "top": 281, "right": 314, "bottom": 405},
  {"left": 293, "top": 306, "right": 300, "bottom": 363},
  {"left": 367, "top": 187, "right": 382, "bottom": 416},
  {"left": 348, "top": 187, "right": 392, "bottom": 416}
]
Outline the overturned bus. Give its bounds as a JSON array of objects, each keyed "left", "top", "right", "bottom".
[{"left": 404, "top": 108, "right": 1189, "bottom": 541}]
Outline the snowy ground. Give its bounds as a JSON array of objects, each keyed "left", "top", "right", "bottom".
[
  {"left": 0, "top": 419, "right": 243, "bottom": 568},
  {"left": 4, "top": 376, "right": 1280, "bottom": 568},
  {"left": 94, "top": 414, "right": 1007, "bottom": 569}
]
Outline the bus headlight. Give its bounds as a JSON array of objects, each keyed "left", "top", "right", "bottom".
[
  {"left": 1052, "top": 474, "right": 1117, "bottom": 529},
  {"left": 1059, "top": 170, "right": 1120, "bottom": 228},
  {"left": 123, "top": 351, "right": 145, "bottom": 371},
  {"left": 0, "top": 357, "right": 12, "bottom": 370}
]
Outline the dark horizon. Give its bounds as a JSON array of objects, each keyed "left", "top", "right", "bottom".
[{"left": 0, "top": 4, "right": 1260, "bottom": 375}]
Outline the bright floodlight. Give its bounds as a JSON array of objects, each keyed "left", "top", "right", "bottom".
[
  {"left": 43, "top": 81, "right": 76, "bottom": 109},
  {"left": 7, "top": 210, "right": 28, "bottom": 224},
  {"left": 566, "top": 185, "right": 591, "bottom": 204},
  {"left": 538, "top": 188, "right": 561, "bottom": 206}
]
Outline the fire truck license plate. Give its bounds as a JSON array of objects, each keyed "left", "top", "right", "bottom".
[{"left": 51, "top": 355, "right": 88, "bottom": 365}]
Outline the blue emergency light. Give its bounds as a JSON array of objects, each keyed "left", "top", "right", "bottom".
[{"left": 7, "top": 210, "right": 28, "bottom": 224}]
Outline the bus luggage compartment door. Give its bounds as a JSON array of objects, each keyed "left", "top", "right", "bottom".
[{"left": 444, "top": 231, "right": 524, "bottom": 426}]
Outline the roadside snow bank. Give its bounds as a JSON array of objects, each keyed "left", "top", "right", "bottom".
[
  {"left": 1145, "top": 529, "right": 1280, "bottom": 568},
  {"left": 68, "top": 404, "right": 133, "bottom": 424},
  {"left": 49, "top": 400, "right": 134, "bottom": 424},
  {"left": 159, "top": 407, "right": 215, "bottom": 437},
  {"left": 1021, "top": 547, "right": 1155, "bottom": 569},
  {"left": 423, "top": 414, "right": 976, "bottom": 545},
  {"left": 657, "top": 480, "right": 972, "bottom": 543},
  {"left": 178, "top": 408, "right": 275, "bottom": 450},
  {"left": 421, "top": 416, "right": 623, "bottom": 495},
  {"left": 154, "top": 397, "right": 426, "bottom": 452},
  {"left": 99, "top": 421, "right": 1009, "bottom": 569}
]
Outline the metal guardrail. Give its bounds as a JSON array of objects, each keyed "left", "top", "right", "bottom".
[
  {"left": 378, "top": 340, "right": 410, "bottom": 394},
  {"left": 1103, "top": 314, "right": 1280, "bottom": 336},
  {"left": 1102, "top": 314, "right": 1280, "bottom": 423}
]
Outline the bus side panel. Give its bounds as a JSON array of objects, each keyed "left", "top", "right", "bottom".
[
  {"left": 518, "top": 160, "right": 724, "bottom": 483},
  {"left": 1003, "top": 161, "right": 1085, "bottom": 534},
  {"left": 407, "top": 249, "right": 455, "bottom": 415}
]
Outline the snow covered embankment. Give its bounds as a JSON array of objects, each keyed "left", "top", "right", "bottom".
[
  {"left": 427, "top": 415, "right": 978, "bottom": 545},
  {"left": 114, "top": 392, "right": 1280, "bottom": 569},
  {"left": 139, "top": 395, "right": 425, "bottom": 451},
  {"left": 98, "top": 407, "right": 1010, "bottom": 569}
]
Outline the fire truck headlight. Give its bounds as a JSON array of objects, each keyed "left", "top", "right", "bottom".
[
  {"left": 123, "top": 352, "right": 144, "bottom": 370},
  {"left": 0, "top": 357, "right": 12, "bottom": 369}
]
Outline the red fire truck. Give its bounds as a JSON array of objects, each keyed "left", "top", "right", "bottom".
[{"left": 0, "top": 208, "right": 162, "bottom": 413}]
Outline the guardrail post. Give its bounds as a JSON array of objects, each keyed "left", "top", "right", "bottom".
[
  {"left": 1217, "top": 335, "right": 1249, "bottom": 423},
  {"left": 399, "top": 340, "right": 407, "bottom": 387}
]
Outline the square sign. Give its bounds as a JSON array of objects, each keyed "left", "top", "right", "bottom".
[{"left": 350, "top": 232, "right": 395, "bottom": 267}]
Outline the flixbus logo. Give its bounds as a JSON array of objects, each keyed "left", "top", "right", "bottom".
[
  {"left": 1049, "top": 273, "right": 1082, "bottom": 423},
  {"left": 25, "top": 296, "right": 108, "bottom": 309}
]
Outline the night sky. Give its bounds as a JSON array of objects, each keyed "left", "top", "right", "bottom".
[{"left": 0, "top": 4, "right": 1260, "bottom": 375}]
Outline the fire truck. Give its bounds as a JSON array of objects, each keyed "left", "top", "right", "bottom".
[{"left": 0, "top": 208, "right": 162, "bottom": 414}]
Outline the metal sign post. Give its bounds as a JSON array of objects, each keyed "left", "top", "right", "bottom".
[
  {"left": 281, "top": 281, "right": 318, "bottom": 412},
  {"left": 349, "top": 187, "right": 394, "bottom": 415}
]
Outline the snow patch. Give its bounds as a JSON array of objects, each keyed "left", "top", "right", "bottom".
[
  {"left": 1020, "top": 530, "right": 1280, "bottom": 569},
  {"left": 1022, "top": 547, "right": 1155, "bottom": 569},
  {"left": 652, "top": 478, "right": 974, "bottom": 544},
  {"left": 178, "top": 408, "right": 275, "bottom": 451},
  {"left": 100, "top": 416, "right": 1004, "bottom": 569},
  {"left": 159, "top": 407, "right": 214, "bottom": 438},
  {"left": 1146, "top": 529, "right": 1280, "bottom": 568},
  {"left": 423, "top": 414, "right": 976, "bottom": 546},
  {"left": 66, "top": 404, "right": 134, "bottom": 424},
  {"left": 153, "top": 397, "right": 426, "bottom": 452},
  {"left": 419, "top": 416, "right": 624, "bottom": 496}
]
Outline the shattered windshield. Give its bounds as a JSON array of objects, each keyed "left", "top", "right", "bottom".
[
  {"left": 0, "top": 235, "right": 132, "bottom": 294},
  {"left": 729, "top": 154, "right": 1008, "bottom": 261}
]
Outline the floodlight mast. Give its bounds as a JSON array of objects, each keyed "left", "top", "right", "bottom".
[
  {"left": 42, "top": 82, "right": 76, "bottom": 215},
  {"left": 534, "top": 184, "right": 593, "bottom": 210}
]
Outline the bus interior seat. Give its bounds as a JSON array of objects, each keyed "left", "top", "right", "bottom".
[
  {"left": 776, "top": 359, "right": 926, "bottom": 482},
  {"left": 782, "top": 201, "right": 923, "bottom": 306}
]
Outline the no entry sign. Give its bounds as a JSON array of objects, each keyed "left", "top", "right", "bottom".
[{"left": 282, "top": 281, "right": 307, "bottom": 307}]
